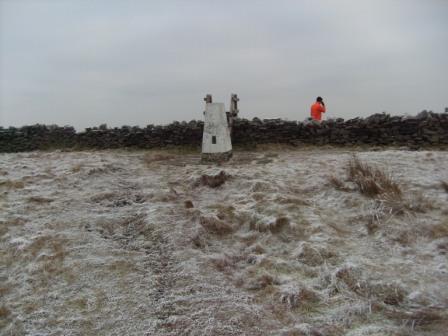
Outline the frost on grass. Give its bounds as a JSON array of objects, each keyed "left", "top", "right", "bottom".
[{"left": 1, "top": 149, "right": 447, "bottom": 335}]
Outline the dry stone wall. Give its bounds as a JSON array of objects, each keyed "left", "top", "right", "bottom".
[{"left": 1, "top": 112, "right": 447, "bottom": 152}]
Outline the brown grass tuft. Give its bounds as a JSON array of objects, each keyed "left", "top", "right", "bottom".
[
  {"left": 347, "top": 156, "right": 402, "bottom": 198},
  {"left": 335, "top": 266, "right": 368, "bottom": 296},
  {"left": 0, "top": 306, "right": 11, "bottom": 318},
  {"left": 246, "top": 273, "right": 275, "bottom": 290},
  {"left": 198, "top": 171, "right": 231, "bottom": 188},
  {"left": 199, "top": 215, "right": 233, "bottom": 235},
  {"left": 295, "top": 243, "right": 323, "bottom": 266},
  {"left": 370, "top": 283, "right": 407, "bottom": 306},
  {"left": 249, "top": 217, "right": 290, "bottom": 234},
  {"left": 268, "top": 217, "right": 290, "bottom": 234},
  {"left": 28, "top": 196, "right": 54, "bottom": 204},
  {"left": 71, "top": 163, "right": 83, "bottom": 173},
  {"left": 0, "top": 179, "right": 25, "bottom": 189},
  {"left": 281, "top": 287, "right": 320, "bottom": 309}
]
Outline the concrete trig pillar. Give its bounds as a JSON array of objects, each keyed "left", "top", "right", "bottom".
[{"left": 201, "top": 94, "right": 233, "bottom": 162}]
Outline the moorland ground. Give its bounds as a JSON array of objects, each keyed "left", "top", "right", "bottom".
[{"left": 1, "top": 148, "right": 447, "bottom": 336}]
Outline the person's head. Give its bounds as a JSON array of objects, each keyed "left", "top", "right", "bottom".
[{"left": 316, "top": 96, "right": 323, "bottom": 103}]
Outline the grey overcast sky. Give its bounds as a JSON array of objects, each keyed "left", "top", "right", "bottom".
[{"left": 0, "top": 0, "right": 447, "bottom": 130}]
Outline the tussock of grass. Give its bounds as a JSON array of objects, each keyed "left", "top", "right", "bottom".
[
  {"left": 281, "top": 287, "right": 320, "bottom": 309},
  {"left": 251, "top": 216, "right": 290, "bottom": 234},
  {"left": 347, "top": 156, "right": 402, "bottom": 198},
  {"left": 370, "top": 190, "right": 433, "bottom": 229},
  {"left": 295, "top": 243, "right": 324, "bottom": 266},
  {"left": 197, "top": 171, "right": 230, "bottom": 188},
  {"left": 344, "top": 157, "right": 436, "bottom": 235},
  {"left": 199, "top": 215, "right": 233, "bottom": 235},
  {"left": 71, "top": 163, "right": 83, "bottom": 173},
  {"left": 268, "top": 217, "right": 290, "bottom": 233},
  {"left": 245, "top": 273, "right": 276, "bottom": 290},
  {"left": 369, "top": 282, "right": 407, "bottom": 306},
  {"left": 335, "top": 265, "right": 368, "bottom": 296}
]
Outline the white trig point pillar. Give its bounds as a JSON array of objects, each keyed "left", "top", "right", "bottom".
[{"left": 201, "top": 95, "right": 233, "bottom": 162}]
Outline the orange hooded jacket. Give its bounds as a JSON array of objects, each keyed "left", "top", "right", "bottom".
[{"left": 310, "top": 102, "right": 326, "bottom": 121}]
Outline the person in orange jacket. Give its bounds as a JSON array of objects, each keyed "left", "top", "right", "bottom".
[{"left": 310, "top": 96, "right": 326, "bottom": 121}]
